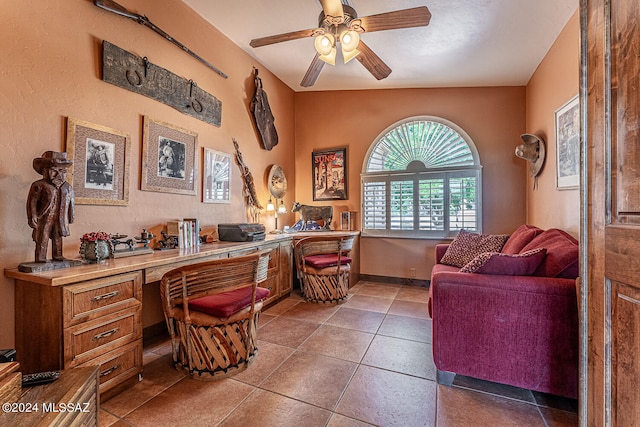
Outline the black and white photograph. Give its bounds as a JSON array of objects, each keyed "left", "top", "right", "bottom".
[
  {"left": 203, "top": 148, "right": 231, "bottom": 203},
  {"left": 85, "top": 138, "right": 115, "bottom": 190},
  {"left": 65, "top": 117, "right": 131, "bottom": 206},
  {"left": 157, "top": 138, "right": 186, "bottom": 179},
  {"left": 142, "top": 116, "right": 198, "bottom": 196}
]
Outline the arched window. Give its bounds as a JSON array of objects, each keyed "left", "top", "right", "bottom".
[{"left": 361, "top": 116, "right": 482, "bottom": 238}]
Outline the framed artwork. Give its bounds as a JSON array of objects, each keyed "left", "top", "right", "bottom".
[
  {"left": 203, "top": 148, "right": 231, "bottom": 203},
  {"left": 142, "top": 116, "right": 198, "bottom": 195},
  {"left": 555, "top": 95, "right": 580, "bottom": 189},
  {"left": 312, "top": 147, "right": 347, "bottom": 201},
  {"left": 65, "top": 117, "right": 131, "bottom": 205}
]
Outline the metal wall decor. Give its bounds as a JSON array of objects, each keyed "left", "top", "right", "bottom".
[
  {"left": 95, "top": 0, "right": 227, "bottom": 79},
  {"left": 142, "top": 116, "right": 198, "bottom": 196},
  {"left": 66, "top": 117, "right": 131, "bottom": 205},
  {"left": 102, "top": 41, "right": 222, "bottom": 127}
]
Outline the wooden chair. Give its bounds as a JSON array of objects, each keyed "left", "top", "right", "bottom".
[
  {"left": 160, "top": 250, "right": 271, "bottom": 380},
  {"left": 294, "top": 235, "right": 354, "bottom": 304}
]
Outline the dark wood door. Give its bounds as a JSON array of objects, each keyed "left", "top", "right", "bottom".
[{"left": 584, "top": 0, "right": 640, "bottom": 425}]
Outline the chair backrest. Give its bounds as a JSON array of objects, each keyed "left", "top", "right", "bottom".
[
  {"left": 294, "top": 235, "right": 355, "bottom": 269},
  {"left": 160, "top": 250, "right": 270, "bottom": 315}
]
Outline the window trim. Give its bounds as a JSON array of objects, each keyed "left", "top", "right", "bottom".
[{"left": 361, "top": 116, "right": 482, "bottom": 240}]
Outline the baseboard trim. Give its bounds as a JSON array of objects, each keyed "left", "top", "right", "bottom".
[{"left": 359, "top": 274, "right": 429, "bottom": 288}]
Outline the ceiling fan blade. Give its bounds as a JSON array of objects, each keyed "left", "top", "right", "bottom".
[
  {"left": 355, "top": 41, "right": 392, "bottom": 80},
  {"left": 250, "top": 29, "right": 316, "bottom": 48},
  {"left": 300, "top": 54, "right": 326, "bottom": 87},
  {"left": 357, "top": 6, "right": 432, "bottom": 33},
  {"left": 319, "top": 0, "right": 344, "bottom": 19}
]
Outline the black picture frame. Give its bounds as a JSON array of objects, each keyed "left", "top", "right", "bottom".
[{"left": 312, "top": 147, "right": 347, "bottom": 201}]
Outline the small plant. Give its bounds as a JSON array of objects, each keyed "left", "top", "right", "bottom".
[{"left": 81, "top": 231, "right": 112, "bottom": 242}]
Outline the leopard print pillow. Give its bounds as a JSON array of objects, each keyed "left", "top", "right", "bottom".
[{"left": 440, "top": 229, "right": 509, "bottom": 268}]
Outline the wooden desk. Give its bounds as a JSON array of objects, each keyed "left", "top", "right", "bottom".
[
  {"left": 4, "top": 235, "right": 293, "bottom": 399},
  {"left": 0, "top": 366, "right": 99, "bottom": 426}
]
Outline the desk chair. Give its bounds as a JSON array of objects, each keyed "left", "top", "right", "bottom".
[
  {"left": 294, "top": 235, "right": 354, "bottom": 304},
  {"left": 160, "top": 250, "right": 270, "bottom": 380}
]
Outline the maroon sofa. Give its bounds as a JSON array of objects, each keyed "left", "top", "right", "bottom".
[{"left": 428, "top": 225, "right": 579, "bottom": 399}]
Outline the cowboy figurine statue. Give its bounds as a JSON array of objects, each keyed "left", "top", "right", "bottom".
[{"left": 27, "top": 151, "right": 75, "bottom": 263}]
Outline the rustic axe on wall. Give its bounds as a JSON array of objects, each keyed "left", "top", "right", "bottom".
[{"left": 94, "top": 0, "right": 228, "bottom": 79}]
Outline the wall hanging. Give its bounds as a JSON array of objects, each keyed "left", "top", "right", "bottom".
[
  {"left": 102, "top": 41, "right": 222, "bottom": 127},
  {"left": 65, "top": 117, "right": 131, "bottom": 206}
]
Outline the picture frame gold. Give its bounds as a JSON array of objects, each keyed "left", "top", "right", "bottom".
[
  {"left": 142, "top": 116, "right": 198, "bottom": 195},
  {"left": 202, "top": 147, "right": 231, "bottom": 203},
  {"left": 65, "top": 117, "right": 131, "bottom": 206}
]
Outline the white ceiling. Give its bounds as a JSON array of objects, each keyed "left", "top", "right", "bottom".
[{"left": 182, "top": 0, "right": 578, "bottom": 92}]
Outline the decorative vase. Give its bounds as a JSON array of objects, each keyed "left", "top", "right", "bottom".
[{"left": 80, "top": 240, "right": 113, "bottom": 263}]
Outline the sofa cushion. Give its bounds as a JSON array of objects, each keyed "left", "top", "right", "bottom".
[
  {"left": 459, "top": 248, "right": 547, "bottom": 275},
  {"left": 520, "top": 228, "right": 579, "bottom": 278},
  {"left": 501, "top": 224, "right": 544, "bottom": 255},
  {"left": 188, "top": 286, "right": 270, "bottom": 318},
  {"left": 440, "top": 230, "right": 509, "bottom": 268}
]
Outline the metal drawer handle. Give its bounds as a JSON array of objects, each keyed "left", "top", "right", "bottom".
[
  {"left": 92, "top": 290, "right": 119, "bottom": 302},
  {"left": 100, "top": 364, "right": 121, "bottom": 377},
  {"left": 93, "top": 328, "right": 119, "bottom": 341}
]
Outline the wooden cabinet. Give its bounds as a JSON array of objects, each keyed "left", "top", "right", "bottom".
[
  {"left": 1, "top": 366, "right": 99, "bottom": 426},
  {"left": 6, "top": 235, "right": 293, "bottom": 399},
  {"left": 226, "top": 240, "right": 292, "bottom": 306},
  {"left": 14, "top": 271, "right": 143, "bottom": 398}
]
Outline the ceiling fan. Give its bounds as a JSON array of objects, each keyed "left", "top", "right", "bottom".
[{"left": 249, "top": 0, "right": 432, "bottom": 87}]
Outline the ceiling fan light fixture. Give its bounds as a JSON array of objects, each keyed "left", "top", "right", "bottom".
[
  {"left": 319, "top": 47, "right": 337, "bottom": 65},
  {"left": 342, "top": 47, "right": 360, "bottom": 63},
  {"left": 340, "top": 30, "right": 360, "bottom": 52},
  {"left": 314, "top": 33, "right": 335, "bottom": 56}
]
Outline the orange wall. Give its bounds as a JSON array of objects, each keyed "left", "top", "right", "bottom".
[
  {"left": 525, "top": 11, "right": 580, "bottom": 236},
  {"left": 0, "top": 0, "right": 296, "bottom": 347},
  {"left": 294, "top": 88, "right": 528, "bottom": 280}
]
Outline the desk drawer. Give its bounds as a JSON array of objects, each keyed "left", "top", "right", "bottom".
[
  {"left": 145, "top": 253, "right": 225, "bottom": 283},
  {"left": 79, "top": 340, "right": 142, "bottom": 395},
  {"left": 65, "top": 308, "right": 141, "bottom": 367},
  {"left": 63, "top": 271, "right": 142, "bottom": 326}
]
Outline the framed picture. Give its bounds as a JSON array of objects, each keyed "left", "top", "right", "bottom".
[
  {"left": 203, "top": 148, "right": 231, "bottom": 203},
  {"left": 65, "top": 117, "right": 131, "bottom": 205},
  {"left": 312, "top": 147, "right": 347, "bottom": 201},
  {"left": 340, "top": 211, "right": 357, "bottom": 231},
  {"left": 555, "top": 95, "right": 580, "bottom": 189},
  {"left": 142, "top": 116, "right": 198, "bottom": 195}
]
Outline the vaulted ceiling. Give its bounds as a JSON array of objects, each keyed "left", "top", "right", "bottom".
[{"left": 183, "top": 0, "right": 578, "bottom": 91}]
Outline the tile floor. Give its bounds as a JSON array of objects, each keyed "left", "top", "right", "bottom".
[{"left": 100, "top": 281, "right": 578, "bottom": 427}]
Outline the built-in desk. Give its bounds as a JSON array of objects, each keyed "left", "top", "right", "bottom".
[
  {"left": 4, "top": 231, "right": 359, "bottom": 400},
  {"left": 4, "top": 234, "right": 293, "bottom": 399}
]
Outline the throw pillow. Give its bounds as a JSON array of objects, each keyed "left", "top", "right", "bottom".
[
  {"left": 501, "top": 224, "right": 544, "bottom": 255},
  {"left": 460, "top": 248, "right": 547, "bottom": 275},
  {"left": 520, "top": 228, "right": 579, "bottom": 278},
  {"left": 439, "top": 229, "right": 510, "bottom": 268}
]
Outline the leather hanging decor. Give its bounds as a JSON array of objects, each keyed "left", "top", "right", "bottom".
[{"left": 250, "top": 68, "right": 279, "bottom": 150}]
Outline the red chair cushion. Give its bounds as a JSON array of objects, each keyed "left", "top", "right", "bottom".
[
  {"left": 188, "top": 286, "right": 270, "bottom": 318},
  {"left": 304, "top": 254, "right": 352, "bottom": 268}
]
